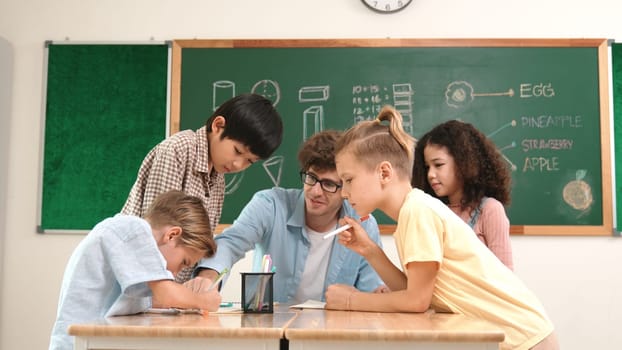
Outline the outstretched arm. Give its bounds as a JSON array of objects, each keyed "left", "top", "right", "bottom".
[
  {"left": 194, "top": 190, "right": 279, "bottom": 287},
  {"left": 325, "top": 260, "right": 438, "bottom": 313}
]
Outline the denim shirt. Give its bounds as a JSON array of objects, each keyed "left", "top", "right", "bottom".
[{"left": 198, "top": 188, "right": 384, "bottom": 303}]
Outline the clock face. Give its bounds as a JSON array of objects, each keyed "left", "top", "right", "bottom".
[{"left": 361, "top": 0, "right": 412, "bottom": 13}]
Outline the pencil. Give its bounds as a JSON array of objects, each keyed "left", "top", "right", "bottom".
[{"left": 207, "top": 268, "right": 229, "bottom": 291}]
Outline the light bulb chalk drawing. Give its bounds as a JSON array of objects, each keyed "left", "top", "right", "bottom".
[
  {"left": 444, "top": 80, "right": 517, "bottom": 171},
  {"left": 252, "top": 79, "right": 281, "bottom": 106},
  {"left": 446, "top": 81, "right": 514, "bottom": 108}
]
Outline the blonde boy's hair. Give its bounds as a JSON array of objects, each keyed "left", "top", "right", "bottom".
[
  {"left": 335, "top": 105, "right": 415, "bottom": 180},
  {"left": 144, "top": 190, "right": 216, "bottom": 258}
]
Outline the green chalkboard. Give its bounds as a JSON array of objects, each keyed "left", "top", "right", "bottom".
[
  {"left": 40, "top": 43, "right": 169, "bottom": 232},
  {"left": 171, "top": 39, "right": 612, "bottom": 235}
]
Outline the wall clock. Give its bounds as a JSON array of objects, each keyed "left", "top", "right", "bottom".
[{"left": 361, "top": 0, "right": 413, "bottom": 14}]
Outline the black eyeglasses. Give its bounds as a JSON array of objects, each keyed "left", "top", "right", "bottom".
[{"left": 300, "top": 171, "right": 342, "bottom": 193}]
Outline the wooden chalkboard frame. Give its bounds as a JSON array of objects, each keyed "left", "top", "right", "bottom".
[{"left": 171, "top": 38, "right": 612, "bottom": 236}]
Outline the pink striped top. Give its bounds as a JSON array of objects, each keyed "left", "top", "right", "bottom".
[{"left": 450, "top": 198, "right": 514, "bottom": 270}]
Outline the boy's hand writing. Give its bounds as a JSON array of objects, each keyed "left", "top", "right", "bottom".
[
  {"left": 184, "top": 268, "right": 222, "bottom": 293},
  {"left": 199, "top": 289, "right": 222, "bottom": 312},
  {"left": 149, "top": 279, "right": 222, "bottom": 313},
  {"left": 182, "top": 277, "right": 222, "bottom": 311},
  {"left": 184, "top": 276, "right": 215, "bottom": 293}
]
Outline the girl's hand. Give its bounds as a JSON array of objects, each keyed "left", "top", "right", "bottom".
[
  {"left": 325, "top": 284, "right": 358, "bottom": 310},
  {"left": 337, "top": 216, "right": 377, "bottom": 258}
]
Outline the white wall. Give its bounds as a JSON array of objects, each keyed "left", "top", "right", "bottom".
[
  {"left": 1, "top": 1, "right": 622, "bottom": 349},
  {"left": 0, "top": 37, "right": 12, "bottom": 345}
]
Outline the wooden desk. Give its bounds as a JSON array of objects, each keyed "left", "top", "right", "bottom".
[
  {"left": 285, "top": 309, "right": 504, "bottom": 350},
  {"left": 68, "top": 308, "right": 297, "bottom": 350},
  {"left": 68, "top": 308, "right": 504, "bottom": 350}
]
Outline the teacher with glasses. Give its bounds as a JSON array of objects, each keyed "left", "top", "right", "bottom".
[{"left": 187, "top": 130, "right": 386, "bottom": 303}]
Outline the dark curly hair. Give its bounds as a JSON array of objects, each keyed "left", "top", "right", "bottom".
[
  {"left": 412, "top": 120, "right": 511, "bottom": 210},
  {"left": 297, "top": 130, "right": 342, "bottom": 172}
]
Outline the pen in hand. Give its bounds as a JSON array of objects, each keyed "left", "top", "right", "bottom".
[
  {"left": 207, "top": 268, "right": 229, "bottom": 291},
  {"left": 323, "top": 215, "right": 370, "bottom": 240}
]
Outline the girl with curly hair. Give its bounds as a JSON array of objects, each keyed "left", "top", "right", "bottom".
[{"left": 412, "top": 120, "right": 513, "bottom": 269}]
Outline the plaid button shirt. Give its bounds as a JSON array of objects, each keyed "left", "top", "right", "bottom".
[{"left": 121, "top": 126, "right": 224, "bottom": 282}]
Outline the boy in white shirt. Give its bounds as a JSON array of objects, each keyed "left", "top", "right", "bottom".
[{"left": 49, "top": 190, "right": 220, "bottom": 350}]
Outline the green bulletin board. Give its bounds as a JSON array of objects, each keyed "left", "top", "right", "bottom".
[
  {"left": 171, "top": 39, "right": 612, "bottom": 235},
  {"left": 39, "top": 43, "right": 169, "bottom": 232}
]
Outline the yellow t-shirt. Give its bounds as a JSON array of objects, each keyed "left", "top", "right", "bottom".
[{"left": 394, "top": 188, "right": 553, "bottom": 350}]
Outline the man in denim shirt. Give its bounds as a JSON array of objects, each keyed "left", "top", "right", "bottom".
[{"left": 186, "top": 130, "right": 386, "bottom": 303}]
